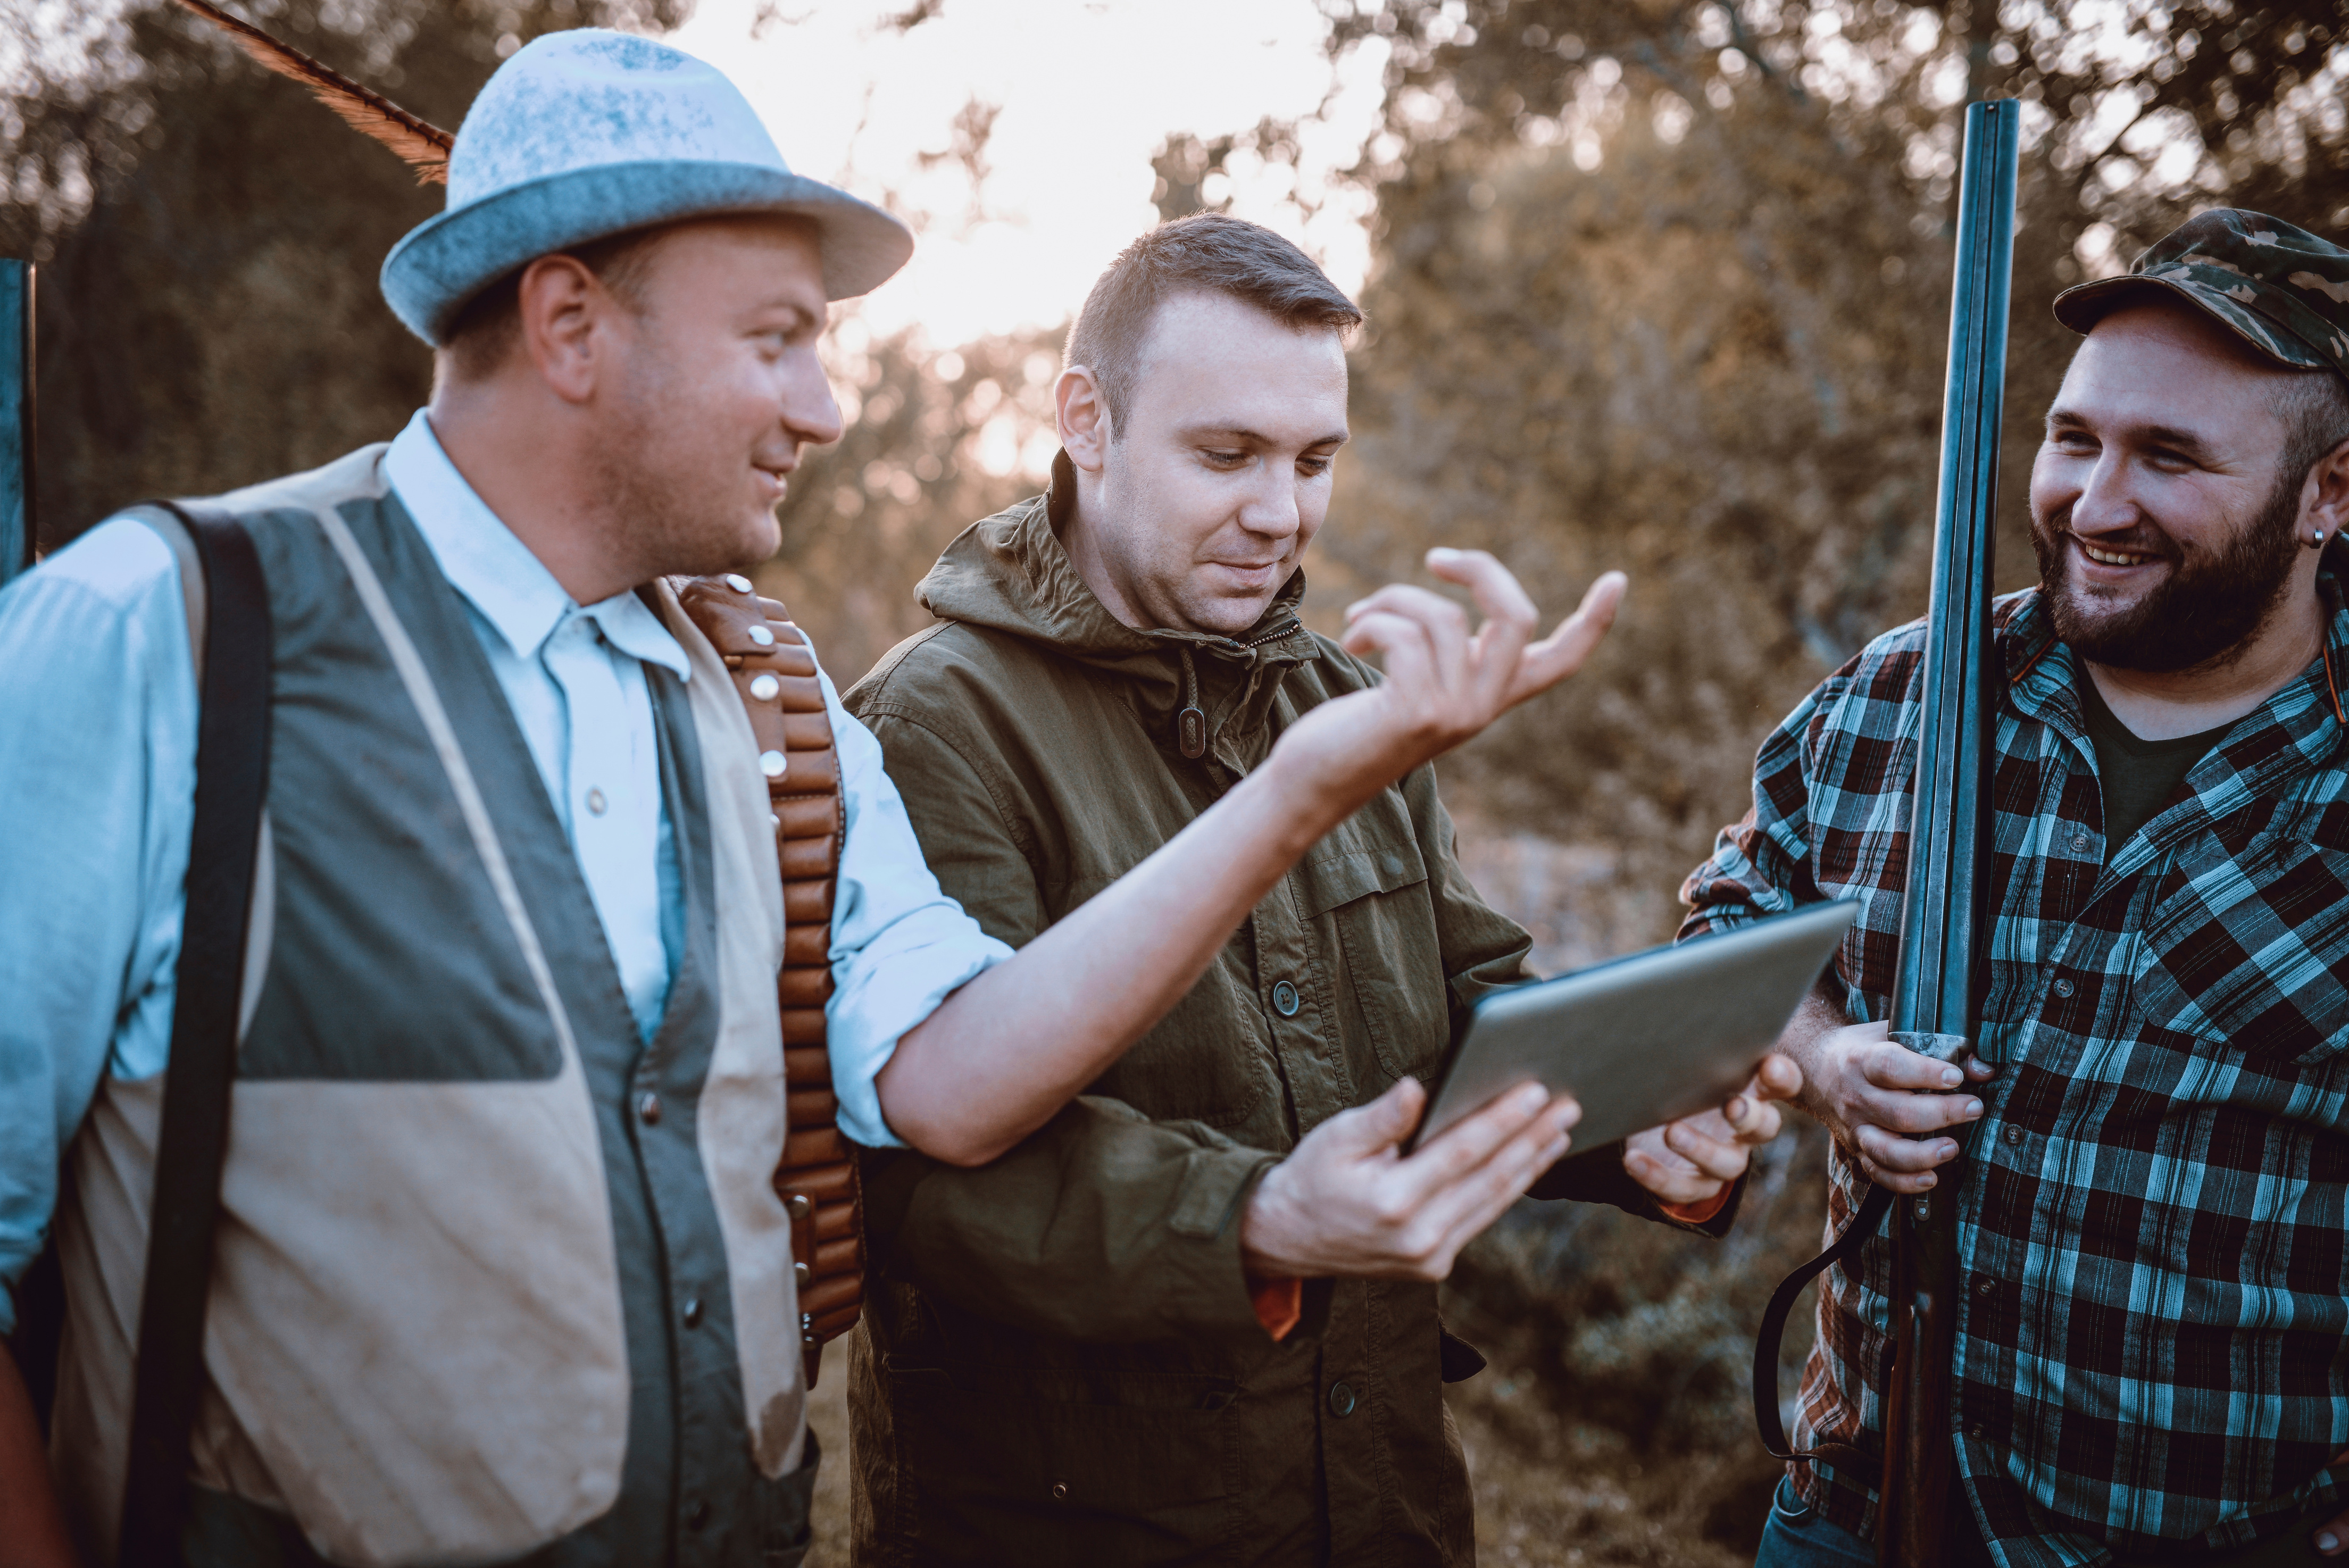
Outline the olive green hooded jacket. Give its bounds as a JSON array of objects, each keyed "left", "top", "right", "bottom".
[{"left": 841, "top": 476, "right": 1715, "bottom": 1566}]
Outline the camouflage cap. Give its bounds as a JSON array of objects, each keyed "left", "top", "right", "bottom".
[{"left": 2053, "top": 208, "right": 2349, "bottom": 381}]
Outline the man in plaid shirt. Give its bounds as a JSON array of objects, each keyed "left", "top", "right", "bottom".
[{"left": 1692, "top": 210, "right": 2349, "bottom": 1567}]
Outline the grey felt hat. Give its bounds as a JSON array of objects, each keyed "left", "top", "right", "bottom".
[{"left": 380, "top": 29, "right": 913, "bottom": 346}]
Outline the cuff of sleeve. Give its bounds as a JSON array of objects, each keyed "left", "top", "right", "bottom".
[
  {"left": 1656, "top": 1187, "right": 1734, "bottom": 1225},
  {"left": 1247, "top": 1275, "right": 1303, "bottom": 1340},
  {"left": 1525, "top": 1140, "right": 1746, "bottom": 1236},
  {"left": 827, "top": 938, "right": 1014, "bottom": 1150}
]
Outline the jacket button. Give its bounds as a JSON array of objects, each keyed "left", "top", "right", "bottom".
[
  {"left": 637, "top": 1092, "right": 661, "bottom": 1125},
  {"left": 1050, "top": 1481, "right": 1069, "bottom": 1502},
  {"left": 1272, "top": 980, "right": 1301, "bottom": 1017},
  {"left": 685, "top": 1497, "right": 710, "bottom": 1530},
  {"left": 681, "top": 1297, "right": 703, "bottom": 1329},
  {"left": 1328, "top": 1380, "right": 1357, "bottom": 1417}
]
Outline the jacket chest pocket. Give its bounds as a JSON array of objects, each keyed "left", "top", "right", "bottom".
[
  {"left": 1289, "top": 804, "right": 1444, "bottom": 1085},
  {"left": 2131, "top": 832, "right": 2349, "bottom": 1071}
]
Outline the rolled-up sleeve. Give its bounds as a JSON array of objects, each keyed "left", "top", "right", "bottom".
[
  {"left": 817, "top": 670, "right": 1013, "bottom": 1149},
  {"left": 0, "top": 519, "right": 196, "bottom": 1335},
  {"left": 1676, "top": 681, "right": 1829, "bottom": 943}
]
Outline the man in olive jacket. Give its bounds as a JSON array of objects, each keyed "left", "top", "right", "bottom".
[{"left": 842, "top": 215, "right": 1794, "bottom": 1565}]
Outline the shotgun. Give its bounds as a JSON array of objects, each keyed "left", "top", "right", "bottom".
[
  {"left": 1747, "top": 99, "right": 2017, "bottom": 1565},
  {"left": 1873, "top": 97, "right": 2019, "bottom": 1568},
  {"left": 0, "top": 258, "right": 31, "bottom": 589}
]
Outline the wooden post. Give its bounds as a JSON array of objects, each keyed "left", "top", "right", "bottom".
[{"left": 0, "top": 260, "right": 33, "bottom": 588}]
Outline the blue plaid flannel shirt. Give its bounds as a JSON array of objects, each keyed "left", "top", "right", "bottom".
[{"left": 1683, "top": 571, "right": 2349, "bottom": 1563}]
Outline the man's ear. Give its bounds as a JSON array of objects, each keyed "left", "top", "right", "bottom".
[
  {"left": 515, "top": 254, "right": 611, "bottom": 405},
  {"left": 2307, "top": 435, "right": 2349, "bottom": 545},
  {"left": 1056, "top": 365, "right": 1112, "bottom": 474}
]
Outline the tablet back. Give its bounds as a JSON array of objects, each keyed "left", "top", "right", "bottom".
[{"left": 1416, "top": 902, "right": 1859, "bottom": 1152}]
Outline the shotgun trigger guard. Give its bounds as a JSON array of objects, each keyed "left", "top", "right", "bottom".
[{"left": 1887, "top": 1030, "right": 1973, "bottom": 1068}]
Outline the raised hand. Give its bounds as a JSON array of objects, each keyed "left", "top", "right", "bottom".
[{"left": 1263, "top": 551, "right": 1627, "bottom": 818}]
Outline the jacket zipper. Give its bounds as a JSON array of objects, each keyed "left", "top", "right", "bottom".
[{"left": 1177, "top": 620, "right": 1300, "bottom": 760}]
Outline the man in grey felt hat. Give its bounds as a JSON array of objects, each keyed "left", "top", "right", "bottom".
[
  {"left": 0, "top": 27, "right": 1637, "bottom": 1568},
  {"left": 1696, "top": 207, "right": 2349, "bottom": 1566}
]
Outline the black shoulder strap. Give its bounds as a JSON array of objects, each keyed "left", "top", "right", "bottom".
[
  {"left": 1753, "top": 1179, "right": 1889, "bottom": 1491},
  {"left": 116, "top": 503, "right": 271, "bottom": 1568}
]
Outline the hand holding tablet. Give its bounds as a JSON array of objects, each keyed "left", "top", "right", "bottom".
[{"left": 1411, "top": 902, "right": 1859, "bottom": 1153}]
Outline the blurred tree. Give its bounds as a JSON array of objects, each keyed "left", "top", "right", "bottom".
[
  {"left": 0, "top": 0, "right": 689, "bottom": 551},
  {"left": 1289, "top": 11, "right": 2349, "bottom": 1545},
  {"left": 1310, "top": 0, "right": 2349, "bottom": 937},
  {"left": 756, "top": 320, "right": 1062, "bottom": 680}
]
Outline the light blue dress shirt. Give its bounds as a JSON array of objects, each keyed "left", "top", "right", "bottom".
[{"left": 0, "top": 414, "right": 1011, "bottom": 1334}]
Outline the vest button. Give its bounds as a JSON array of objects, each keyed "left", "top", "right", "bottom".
[
  {"left": 685, "top": 1497, "right": 710, "bottom": 1530},
  {"left": 1051, "top": 1481, "right": 1069, "bottom": 1502},
  {"left": 749, "top": 673, "right": 780, "bottom": 702},
  {"left": 786, "top": 1192, "right": 814, "bottom": 1221},
  {"left": 681, "top": 1297, "right": 703, "bottom": 1329},
  {"left": 748, "top": 624, "right": 776, "bottom": 647},
  {"left": 794, "top": 1262, "right": 811, "bottom": 1287},
  {"left": 637, "top": 1092, "right": 661, "bottom": 1125},
  {"left": 724, "top": 573, "right": 754, "bottom": 594},
  {"left": 1272, "top": 980, "right": 1301, "bottom": 1017},
  {"left": 1328, "top": 1380, "right": 1357, "bottom": 1417}
]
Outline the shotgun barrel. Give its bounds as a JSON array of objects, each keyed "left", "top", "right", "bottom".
[
  {"left": 1874, "top": 98, "right": 2019, "bottom": 1568},
  {"left": 0, "top": 260, "right": 32, "bottom": 589}
]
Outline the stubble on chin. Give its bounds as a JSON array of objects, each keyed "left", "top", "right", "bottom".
[{"left": 588, "top": 371, "right": 780, "bottom": 588}]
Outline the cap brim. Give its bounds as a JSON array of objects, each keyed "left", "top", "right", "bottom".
[
  {"left": 2052, "top": 272, "right": 2324, "bottom": 371},
  {"left": 381, "top": 160, "right": 914, "bottom": 345}
]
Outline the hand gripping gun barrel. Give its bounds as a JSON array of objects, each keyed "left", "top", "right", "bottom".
[{"left": 1751, "top": 98, "right": 2019, "bottom": 1568}]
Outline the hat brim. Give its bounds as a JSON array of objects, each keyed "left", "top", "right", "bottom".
[
  {"left": 2052, "top": 272, "right": 2329, "bottom": 371},
  {"left": 381, "top": 160, "right": 914, "bottom": 345}
]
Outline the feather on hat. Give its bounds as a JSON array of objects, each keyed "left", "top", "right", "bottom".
[
  {"left": 171, "top": 0, "right": 452, "bottom": 184},
  {"left": 173, "top": 3, "right": 913, "bottom": 344}
]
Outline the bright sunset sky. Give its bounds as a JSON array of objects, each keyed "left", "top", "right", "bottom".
[{"left": 663, "top": 0, "right": 1392, "bottom": 347}]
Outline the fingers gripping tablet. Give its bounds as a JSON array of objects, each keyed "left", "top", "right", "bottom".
[{"left": 1411, "top": 903, "right": 1860, "bottom": 1152}]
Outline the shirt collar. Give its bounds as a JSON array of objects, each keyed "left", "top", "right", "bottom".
[{"left": 382, "top": 409, "right": 692, "bottom": 682}]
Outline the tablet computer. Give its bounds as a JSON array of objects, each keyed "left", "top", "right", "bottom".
[{"left": 1410, "top": 901, "right": 1859, "bottom": 1153}]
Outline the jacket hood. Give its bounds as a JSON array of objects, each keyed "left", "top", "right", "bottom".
[{"left": 915, "top": 453, "right": 1323, "bottom": 767}]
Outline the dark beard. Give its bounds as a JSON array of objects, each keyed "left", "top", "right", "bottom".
[{"left": 2032, "top": 467, "right": 2303, "bottom": 673}]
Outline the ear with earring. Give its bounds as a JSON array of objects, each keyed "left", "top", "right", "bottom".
[{"left": 2314, "top": 527, "right": 2332, "bottom": 548}]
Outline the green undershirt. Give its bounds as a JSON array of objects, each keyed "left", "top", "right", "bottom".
[{"left": 2075, "top": 672, "right": 2236, "bottom": 858}]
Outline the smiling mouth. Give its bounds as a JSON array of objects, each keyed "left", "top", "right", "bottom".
[{"left": 2077, "top": 540, "right": 2162, "bottom": 568}]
